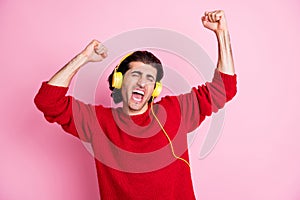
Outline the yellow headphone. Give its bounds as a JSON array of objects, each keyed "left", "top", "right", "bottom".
[{"left": 112, "top": 53, "right": 163, "bottom": 98}]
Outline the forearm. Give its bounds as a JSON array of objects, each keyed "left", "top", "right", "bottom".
[
  {"left": 215, "top": 30, "right": 235, "bottom": 75},
  {"left": 48, "top": 53, "right": 88, "bottom": 87}
]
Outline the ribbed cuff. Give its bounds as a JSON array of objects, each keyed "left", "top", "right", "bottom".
[
  {"left": 38, "top": 81, "right": 69, "bottom": 98},
  {"left": 213, "top": 69, "right": 237, "bottom": 101}
]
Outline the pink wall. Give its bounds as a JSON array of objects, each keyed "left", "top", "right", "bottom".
[{"left": 1, "top": 0, "right": 300, "bottom": 199}]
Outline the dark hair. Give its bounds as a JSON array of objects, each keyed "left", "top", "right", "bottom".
[{"left": 108, "top": 51, "right": 164, "bottom": 104}]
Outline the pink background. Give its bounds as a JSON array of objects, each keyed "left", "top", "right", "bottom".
[{"left": 1, "top": 0, "right": 300, "bottom": 199}]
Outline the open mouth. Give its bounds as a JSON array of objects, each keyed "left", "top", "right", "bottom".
[{"left": 132, "top": 89, "right": 145, "bottom": 102}]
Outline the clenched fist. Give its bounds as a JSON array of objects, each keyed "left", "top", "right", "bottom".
[
  {"left": 81, "top": 39, "right": 108, "bottom": 62},
  {"left": 201, "top": 10, "right": 228, "bottom": 32}
]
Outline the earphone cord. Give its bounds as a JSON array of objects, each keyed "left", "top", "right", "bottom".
[{"left": 150, "top": 98, "right": 191, "bottom": 168}]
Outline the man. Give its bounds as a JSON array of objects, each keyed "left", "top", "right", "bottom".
[{"left": 34, "top": 10, "right": 237, "bottom": 200}]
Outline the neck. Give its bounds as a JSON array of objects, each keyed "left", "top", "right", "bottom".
[{"left": 122, "top": 104, "right": 149, "bottom": 116}]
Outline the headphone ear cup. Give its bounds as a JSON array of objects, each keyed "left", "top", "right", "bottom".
[
  {"left": 112, "top": 52, "right": 132, "bottom": 89},
  {"left": 152, "top": 82, "right": 162, "bottom": 97},
  {"left": 112, "top": 71, "right": 123, "bottom": 89}
]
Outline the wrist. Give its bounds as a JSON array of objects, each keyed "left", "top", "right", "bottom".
[
  {"left": 65, "top": 53, "right": 88, "bottom": 73},
  {"left": 75, "top": 52, "right": 89, "bottom": 67},
  {"left": 214, "top": 29, "right": 229, "bottom": 36},
  {"left": 78, "top": 51, "right": 89, "bottom": 61}
]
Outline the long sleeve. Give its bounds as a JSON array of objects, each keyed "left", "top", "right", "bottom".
[
  {"left": 195, "top": 69, "right": 237, "bottom": 115},
  {"left": 34, "top": 82, "right": 96, "bottom": 142},
  {"left": 176, "top": 69, "right": 237, "bottom": 132}
]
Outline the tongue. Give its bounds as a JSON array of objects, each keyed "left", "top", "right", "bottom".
[{"left": 132, "top": 93, "right": 143, "bottom": 101}]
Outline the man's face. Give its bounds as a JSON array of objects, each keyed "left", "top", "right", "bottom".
[{"left": 121, "top": 61, "right": 157, "bottom": 115}]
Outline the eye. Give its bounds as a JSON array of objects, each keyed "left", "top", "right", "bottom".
[
  {"left": 147, "top": 77, "right": 155, "bottom": 82},
  {"left": 131, "top": 72, "right": 140, "bottom": 77},
  {"left": 146, "top": 75, "right": 155, "bottom": 82}
]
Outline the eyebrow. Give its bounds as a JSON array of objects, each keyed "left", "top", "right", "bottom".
[{"left": 131, "top": 71, "right": 155, "bottom": 80}]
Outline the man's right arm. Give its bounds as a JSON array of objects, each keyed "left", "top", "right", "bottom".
[
  {"left": 34, "top": 40, "right": 108, "bottom": 141},
  {"left": 48, "top": 39, "right": 108, "bottom": 87}
]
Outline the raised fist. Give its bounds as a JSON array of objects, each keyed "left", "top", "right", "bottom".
[
  {"left": 81, "top": 39, "right": 108, "bottom": 62},
  {"left": 201, "top": 10, "right": 228, "bottom": 32}
]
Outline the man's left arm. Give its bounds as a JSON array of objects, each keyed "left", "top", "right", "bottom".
[
  {"left": 202, "top": 10, "right": 235, "bottom": 75},
  {"left": 179, "top": 10, "right": 237, "bottom": 129}
]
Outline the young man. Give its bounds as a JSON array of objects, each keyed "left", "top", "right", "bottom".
[{"left": 34, "top": 10, "right": 237, "bottom": 200}]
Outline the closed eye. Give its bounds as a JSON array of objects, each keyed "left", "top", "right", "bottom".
[
  {"left": 131, "top": 71, "right": 141, "bottom": 77},
  {"left": 147, "top": 75, "right": 155, "bottom": 82}
]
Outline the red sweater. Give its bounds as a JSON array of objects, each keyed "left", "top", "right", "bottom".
[{"left": 34, "top": 70, "right": 237, "bottom": 200}]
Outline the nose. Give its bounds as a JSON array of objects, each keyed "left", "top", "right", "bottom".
[{"left": 137, "top": 77, "right": 147, "bottom": 88}]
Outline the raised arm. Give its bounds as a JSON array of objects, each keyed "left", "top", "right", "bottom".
[
  {"left": 34, "top": 40, "right": 108, "bottom": 141},
  {"left": 176, "top": 11, "right": 237, "bottom": 131},
  {"left": 48, "top": 40, "right": 108, "bottom": 87},
  {"left": 201, "top": 10, "right": 235, "bottom": 75}
]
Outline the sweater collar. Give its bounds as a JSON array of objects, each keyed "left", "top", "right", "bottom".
[{"left": 116, "top": 105, "right": 152, "bottom": 127}]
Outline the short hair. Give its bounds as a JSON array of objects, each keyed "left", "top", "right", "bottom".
[{"left": 108, "top": 51, "right": 164, "bottom": 104}]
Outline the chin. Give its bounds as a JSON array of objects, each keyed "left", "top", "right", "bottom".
[
  {"left": 129, "top": 102, "right": 147, "bottom": 112},
  {"left": 129, "top": 105, "right": 144, "bottom": 112}
]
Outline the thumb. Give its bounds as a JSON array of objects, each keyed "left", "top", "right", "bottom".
[
  {"left": 201, "top": 16, "right": 207, "bottom": 24},
  {"left": 201, "top": 16, "right": 211, "bottom": 28}
]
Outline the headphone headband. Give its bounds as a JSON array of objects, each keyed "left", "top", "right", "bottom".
[{"left": 115, "top": 52, "right": 133, "bottom": 71}]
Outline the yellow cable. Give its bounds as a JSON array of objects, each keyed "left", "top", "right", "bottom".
[{"left": 150, "top": 99, "right": 190, "bottom": 168}]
